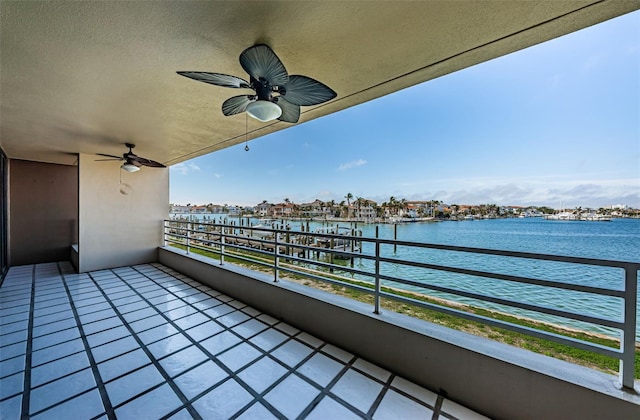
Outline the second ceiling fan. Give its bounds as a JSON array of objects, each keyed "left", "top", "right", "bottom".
[{"left": 177, "top": 44, "right": 337, "bottom": 123}]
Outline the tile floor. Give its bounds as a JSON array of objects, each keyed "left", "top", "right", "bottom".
[{"left": 0, "top": 262, "right": 487, "bottom": 419}]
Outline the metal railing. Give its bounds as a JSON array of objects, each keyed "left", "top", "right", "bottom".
[{"left": 163, "top": 219, "right": 639, "bottom": 389}]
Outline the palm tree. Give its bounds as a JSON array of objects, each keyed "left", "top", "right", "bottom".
[{"left": 345, "top": 193, "right": 353, "bottom": 219}]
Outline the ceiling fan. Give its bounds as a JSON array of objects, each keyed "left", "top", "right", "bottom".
[
  {"left": 177, "top": 44, "right": 337, "bottom": 123},
  {"left": 96, "top": 143, "right": 166, "bottom": 172}
]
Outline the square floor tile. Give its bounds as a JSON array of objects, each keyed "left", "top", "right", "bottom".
[
  {"left": 29, "top": 368, "right": 96, "bottom": 415},
  {"left": 82, "top": 317, "right": 123, "bottom": 335},
  {"left": 173, "top": 312, "right": 209, "bottom": 330},
  {"left": 192, "top": 298, "right": 222, "bottom": 311},
  {"left": 165, "top": 305, "right": 198, "bottom": 321},
  {"left": 98, "top": 349, "right": 151, "bottom": 382},
  {"left": 203, "top": 304, "right": 234, "bottom": 319},
  {"left": 1, "top": 313, "right": 29, "bottom": 326},
  {"left": 306, "top": 396, "right": 362, "bottom": 420},
  {"left": 264, "top": 374, "right": 319, "bottom": 419},
  {"left": 31, "top": 351, "right": 90, "bottom": 387},
  {"left": 271, "top": 340, "right": 313, "bottom": 368},
  {"left": 330, "top": 369, "right": 384, "bottom": 414},
  {"left": 256, "top": 314, "right": 278, "bottom": 325},
  {"left": 297, "top": 332, "right": 324, "bottom": 348},
  {"left": 31, "top": 317, "right": 77, "bottom": 338},
  {"left": 249, "top": 329, "right": 288, "bottom": 352},
  {"left": 115, "top": 383, "right": 182, "bottom": 419},
  {"left": 184, "top": 321, "right": 224, "bottom": 342},
  {"left": 354, "top": 358, "right": 391, "bottom": 382},
  {"left": 390, "top": 376, "right": 437, "bottom": 406},
  {"left": 78, "top": 308, "right": 117, "bottom": 324},
  {"left": 0, "top": 354, "right": 25, "bottom": 378},
  {"left": 121, "top": 307, "right": 158, "bottom": 323},
  {"left": 217, "top": 311, "right": 250, "bottom": 328},
  {"left": 137, "top": 323, "right": 179, "bottom": 344},
  {"left": 1, "top": 320, "right": 28, "bottom": 335},
  {"left": 31, "top": 327, "right": 79, "bottom": 351},
  {"left": 115, "top": 300, "right": 150, "bottom": 314},
  {"left": 0, "top": 341, "right": 27, "bottom": 361},
  {"left": 274, "top": 322, "right": 299, "bottom": 336},
  {"left": 237, "top": 356, "right": 288, "bottom": 394},
  {"left": 373, "top": 389, "right": 434, "bottom": 419},
  {"left": 91, "top": 335, "right": 140, "bottom": 363},
  {"left": 31, "top": 389, "right": 105, "bottom": 420},
  {"left": 441, "top": 398, "right": 490, "bottom": 420},
  {"left": 147, "top": 334, "right": 192, "bottom": 359},
  {"left": 167, "top": 408, "right": 193, "bottom": 419},
  {"left": 73, "top": 296, "right": 108, "bottom": 308},
  {"left": 0, "top": 394, "right": 22, "bottom": 420},
  {"left": 105, "top": 364, "right": 165, "bottom": 406},
  {"left": 31, "top": 338, "right": 84, "bottom": 366},
  {"left": 200, "top": 331, "right": 242, "bottom": 356},
  {"left": 217, "top": 342, "right": 262, "bottom": 372},
  {"left": 174, "top": 360, "right": 229, "bottom": 399},
  {"left": 236, "top": 402, "right": 278, "bottom": 420},
  {"left": 129, "top": 314, "right": 166, "bottom": 333},
  {"left": 298, "top": 353, "right": 345, "bottom": 387},
  {"left": 193, "top": 378, "right": 254, "bottom": 419},
  {"left": 0, "top": 370, "right": 23, "bottom": 399},
  {"left": 86, "top": 325, "right": 130, "bottom": 347},
  {"left": 159, "top": 345, "right": 208, "bottom": 378},
  {"left": 321, "top": 344, "right": 354, "bottom": 363},
  {"left": 232, "top": 319, "right": 268, "bottom": 339},
  {"left": 1, "top": 329, "right": 28, "bottom": 346},
  {"left": 74, "top": 301, "right": 111, "bottom": 315}
]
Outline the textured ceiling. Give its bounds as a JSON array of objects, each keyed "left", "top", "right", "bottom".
[{"left": 1, "top": 1, "right": 637, "bottom": 166}]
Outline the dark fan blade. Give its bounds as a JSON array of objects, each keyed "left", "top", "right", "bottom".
[
  {"left": 239, "top": 44, "right": 288, "bottom": 87},
  {"left": 132, "top": 156, "right": 165, "bottom": 168},
  {"left": 282, "top": 75, "right": 337, "bottom": 106},
  {"left": 276, "top": 97, "right": 300, "bottom": 123},
  {"left": 95, "top": 158, "right": 123, "bottom": 162},
  {"left": 222, "top": 95, "right": 253, "bottom": 116},
  {"left": 176, "top": 72, "right": 251, "bottom": 89},
  {"left": 96, "top": 153, "right": 124, "bottom": 160}
]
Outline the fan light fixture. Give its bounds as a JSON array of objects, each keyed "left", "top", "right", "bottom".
[
  {"left": 121, "top": 162, "right": 140, "bottom": 173},
  {"left": 246, "top": 100, "right": 282, "bottom": 122}
]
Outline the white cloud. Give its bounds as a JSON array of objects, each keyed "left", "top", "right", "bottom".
[
  {"left": 338, "top": 159, "right": 367, "bottom": 171},
  {"left": 171, "top": 162, "right": 200, "bottom": 175},
  {"left": 213, "top": 173, "right": 223, "bottom": 179}
]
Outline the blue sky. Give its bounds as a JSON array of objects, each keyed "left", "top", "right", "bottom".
[{"left": 171, "top": 12, "right": 639, "bottom": 209}]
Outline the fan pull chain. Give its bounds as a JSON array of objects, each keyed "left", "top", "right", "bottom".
[{"left": 244, "top": 113, "right": 250, "bottom": 152}]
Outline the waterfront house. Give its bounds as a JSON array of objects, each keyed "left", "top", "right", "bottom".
[
  {"left": 254, "top": 201, "right": 273, "bottom": 217},
  {"left": 1, "top": 2, "right": 638, "bottom": 419}
]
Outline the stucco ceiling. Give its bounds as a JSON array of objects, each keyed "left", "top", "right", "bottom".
[{"left": 1, "top": 1, "right": 637, "bottom": 166}]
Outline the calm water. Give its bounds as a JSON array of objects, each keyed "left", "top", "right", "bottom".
[{"left": 181, "top": 215, "right": 640, "bottom": 339}]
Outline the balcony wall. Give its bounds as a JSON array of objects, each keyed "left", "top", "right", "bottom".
[
  {"left": 8, "top": 159, "right": 78, "bottom": 266},
  {"left": 78, "top": 154, "right": 168, "bottom": 272},
  {"left": 158, "top": 247, "right": 640, "bottom": 419}
]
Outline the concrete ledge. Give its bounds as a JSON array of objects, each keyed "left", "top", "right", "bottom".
[
  {"left": 70, "top": 244, "right": 79, "bottom": 273},
  {"left": 158, "top": 246, "right": 640, "bottom": 419}
]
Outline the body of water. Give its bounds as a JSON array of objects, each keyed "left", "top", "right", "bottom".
[{"left": 175, "top": 214, "right": 640, "bottom": 339}]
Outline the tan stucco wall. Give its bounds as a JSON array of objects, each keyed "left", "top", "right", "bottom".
[{"left": 78, "top": 153, "right": 168, "bottom": 272}]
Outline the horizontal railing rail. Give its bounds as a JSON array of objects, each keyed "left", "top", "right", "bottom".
[{"left": 163, "top": 219, "right": 639, "bottom": 389}]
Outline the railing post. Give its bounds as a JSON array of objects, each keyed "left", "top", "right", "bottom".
[
  {"left": 620, "top": 265, "right": 637, "bottom": 389},
  {"left": 374, "top": 238, "right": 381, "bottom": 314},
  {"left": 274, "top": 233, "right": 279, "bottom": 282},
  {"left": 220, "top": 228, "right": 225, "bottom": 265},
  {"left": 163, "top": 220, "right": 167, "bottom": 247},
  {"left": 186, "top": 220, "right": 191, "bottom": 255}
]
